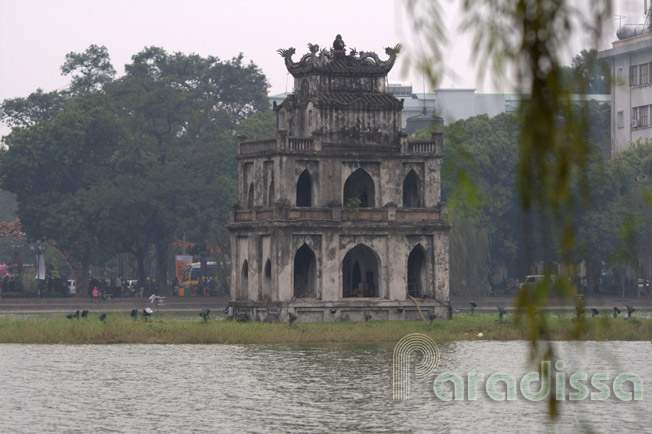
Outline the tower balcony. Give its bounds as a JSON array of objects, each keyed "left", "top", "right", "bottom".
[
  {"left": 237, "top": 131, "right": 443, "bottom": 157},
  {"left": 230, "top": 203, "right": 447, "bottom": 225}
]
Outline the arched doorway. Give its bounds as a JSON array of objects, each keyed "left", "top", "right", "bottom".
[
  {"left": 343, "top": 168, "right": 375, "bottom": 208},
  {"left": 342, "top": 244, "right": 380, "bottom": 297},
  {"left": 247, "top": 183, "right": 254, "bottom": 208},
  {"left": 403, "top": 170, "right": 421, "bottom": 207},
  {"left": 262, "top": 259, "right": 271, "bottom": 300},
  {"left": 239, "top": 260, "right": 249, "bottom": 300},
  {"left": 407, "top": 245, "right": 427, "bottom": 297},
  {"left": 296, "top": 170, "right": 312, "bottom": 207},
  {"left": 294, "top": 244, "right": 316, "bottom": 297}
]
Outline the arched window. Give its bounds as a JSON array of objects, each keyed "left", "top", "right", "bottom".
[
  {"left": 407, "top": 245, "right": 427, "bottom": 297},
  {"left": 343, "top": 168, "right": 375, "bottom": 208},
  {"left": 239, "top": 260, "right": 249, "bottom": 300},
  {"left": 342, "top": 244, "right": 381, "bottom": 297},
  {"left": 268, "top": 181, "right": 274, "bottom": 207},
  {"left": 278, "top": 110, "right": 286, "bottom": 129},
  {"left": 294, "top": 244, "right": 316, "bottom": 297},
  {"left": 247, "top": 183, "right": 254, "bottom": 208},
  {"left": 403, "top": 170, "right": 421, "bottom": 208},
  {"left": 296, "top": 170, "right": 312, "bottom": 207},
  {"left": 262, "top": 259, "right": 272, "bottom": 300}
]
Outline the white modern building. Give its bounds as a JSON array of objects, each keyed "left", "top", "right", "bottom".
[
  {"left": 599, "top": 25, "right": 652, "bottom": 156},
  {"left": 270, "top": 85, "right": 609, "bottom": 133}
]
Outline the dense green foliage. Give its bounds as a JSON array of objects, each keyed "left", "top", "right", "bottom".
[
  {"left": 0, "top": 45, "right": 270, "bottom": 294},
  {"left": 559, "top": 49, "right": 611, "bottom": 94},
  {"left": 420, "top": 101, "right": 652, "bottom": 299}
]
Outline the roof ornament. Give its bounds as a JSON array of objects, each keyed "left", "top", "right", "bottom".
[
  {"left": 277, "top": 38, "right": 401, "bottom": 76},
  {"left": 333, "top": 34, "right": 346, "bottom": 56}
]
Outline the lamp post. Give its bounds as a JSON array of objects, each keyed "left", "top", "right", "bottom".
[{"left": 29, "top": 240, "right": 45, "bottom": 298}]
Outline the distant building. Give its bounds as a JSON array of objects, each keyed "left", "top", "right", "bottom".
[
  {"left": 271, "top": 86, "right": 608, "bottom": 134},
  {"left": 599, "top": 11, "right": 652, "bottom": 156}
]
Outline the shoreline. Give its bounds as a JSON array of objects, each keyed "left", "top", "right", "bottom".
[{"left": 1, "top": 314, "right": 650, "bottom": 344}]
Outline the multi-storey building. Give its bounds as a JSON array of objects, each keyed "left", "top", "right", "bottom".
[{"left": 599, "top": 16, "right": 652, "bottom": 156}]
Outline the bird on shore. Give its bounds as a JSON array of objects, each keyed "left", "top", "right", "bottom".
[
  {"left": 81, "top": 310, "right": 88, "bottom": 318},
  {"left": 199, "top": 309, "right": 210, "bottom": 322},
  {"left": 428, "top": 310, "right": 437, "bottom": 325},
  {"left": 497, "top": 306, "right": 506, "bottom": 321},
  {"left": 98, "top": 313, "right": 107, "bottom": 322},
  {"left": 130, "top": 309, "right": 138, "bottom": 320},
  {"left": 470, "top": 302, "right": 478, "bottom": 314},
  {"left": 613, "top": 306, "right": 621, "bottom": 318},
  {"left": 288, "top": 312, "right": 298, "bottom": 326},
  {"left": 364, "top": 311, "right": 372, "bottom": 323},
  {"left": 591, "top": 308, "right": 600, "bottom": 318},
  {"left": 626, "top": 305, "right": 636, "bottom": 319}
]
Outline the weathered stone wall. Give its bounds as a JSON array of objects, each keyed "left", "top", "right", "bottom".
[
  {"left": 237, "top": 153, "right": 440, "bottom": 210},
  {"left": 231, "top": 223, "right": 445, "bottom": 305}
]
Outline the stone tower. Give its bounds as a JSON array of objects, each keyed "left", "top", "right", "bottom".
[{"left": 228, "top": 36, "right": 451, "bottom": 322}]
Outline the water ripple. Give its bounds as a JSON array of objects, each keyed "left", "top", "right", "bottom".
[{"left": 0, "top": 341, "right": 649, "bottom": 433}]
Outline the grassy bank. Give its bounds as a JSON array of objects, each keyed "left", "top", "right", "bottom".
[{"left": 0, "top": 313, "right": 651, "bottom": 344}]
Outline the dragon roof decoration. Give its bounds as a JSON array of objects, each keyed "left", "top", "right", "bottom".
[{"left": 277, "top": 35, "right": 402, "bottom": 77}]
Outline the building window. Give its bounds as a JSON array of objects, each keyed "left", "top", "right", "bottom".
[
  {"left": 247, "top": 183, "right": 254, "bottom": 208},
  {"left": 641, "top": 63, "right": 649, "bottom": 86},
  {"left": 407, "top": 244, "right": 427, "bottom": 297},
  {"left": 402, "top": 170, "right": 421, "bottom": 208},
  {"left": 342, "top": 244, "right": 380, "bottom": 298},
  {"left": 239, "top": 260, "right": 249, "bottom": 300},
  {"left": 294, "top": 244, "right": 316, "bottom": 298},
  {"left": 630, "top": 65, "right": 639, "bottom": 87},
  {"left": 263, "top": 259, "right": 272, "bottom": 301},
  {"left": 343, "top": 168, "right": 375, "bottom": 208},
  {"left": 308, "top": 110, "right": 313, "bottom": 127},
  {"left": 617, "top": 111, "right": 624, "bottom": 128},
  {"left": 641, "top": 106, "right": 649, "bottom": 127},
  {"left": 278, "top": 111, "right": 286, "bottom": 129},
  {"left": 268, "top": 181, "right": 274, "bottom": 207},
  {"left": 296, "top": 170, "right": 312, "bottom": 207},
  {"left": 617, "top": 67, "right": 624, "bottom": 84},
  {"left": 631, "top": 105, "right": 652, "bottom": 128}
]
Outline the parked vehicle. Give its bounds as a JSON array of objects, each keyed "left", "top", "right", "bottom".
[
  {"left": 181, "top": 262, "right": 217, "bottom": 295},
  {"left": 519, "top": 275, "right": 557, "bottom": 290},
  {"left": 637, "top": 279, "right": 650, "bottom": 297}
]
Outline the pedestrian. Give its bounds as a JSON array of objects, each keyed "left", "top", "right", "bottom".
[{"left": 92, "top": 286, "right": 99, "bottom": 303}]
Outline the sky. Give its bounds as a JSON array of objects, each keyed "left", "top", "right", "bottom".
[{"left": 0, "top": 0, "right": 646, "bottom": 133}]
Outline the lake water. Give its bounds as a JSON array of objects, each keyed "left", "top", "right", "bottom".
[{"left": 0, "top": 341, "right": 649, "bottom": 433}]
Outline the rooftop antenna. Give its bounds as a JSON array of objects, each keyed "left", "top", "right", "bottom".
[
  {"left": 615, "top": 15, "right": 626, "bottom": 33},
  {"left": 422, "top": 66, "right": 427, "bottom": 115}
]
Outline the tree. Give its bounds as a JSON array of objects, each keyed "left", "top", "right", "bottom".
[
  {"left": 60, "top": 44, "right": 116, "bottom": 94},
  {"left": 0, "top": 92, "right": 121, "bottom": 294},
  {"left": 0, "top": 88, "right": 66, "bottom": 129},
  {"left": 560, "top": 49, "right": 611, "bottom": 94},
  {"left": 105, "top": 47, "right": 268, "bottom": 292}
]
